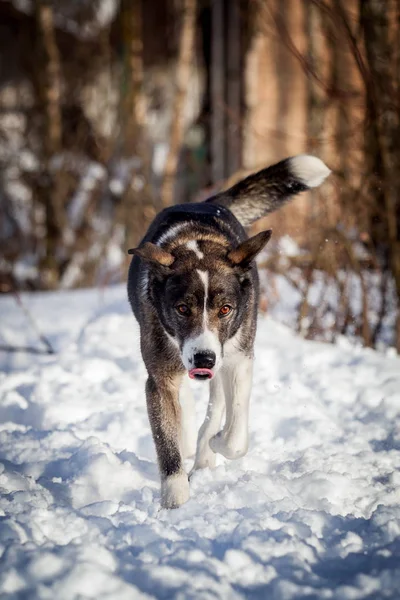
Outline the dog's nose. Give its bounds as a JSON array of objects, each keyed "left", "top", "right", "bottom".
[{"left": 193, "top": 351, "right": 216, "bottom": 369}]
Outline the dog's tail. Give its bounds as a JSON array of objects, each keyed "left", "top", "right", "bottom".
[{"left": 206, "top": 154, "right": 331, "bottom": 227}]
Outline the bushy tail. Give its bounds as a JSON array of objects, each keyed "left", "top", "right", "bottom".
[{"left": 206, "top": 154, "right": 331, "bottom": 227}]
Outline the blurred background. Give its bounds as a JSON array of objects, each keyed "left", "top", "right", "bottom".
[{"left": 0, "top": 0, "right": 399, "bottom": 350}]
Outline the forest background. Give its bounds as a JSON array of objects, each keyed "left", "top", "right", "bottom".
[{"left": 0, "top": 0, "right": 399, "bottom": 351}]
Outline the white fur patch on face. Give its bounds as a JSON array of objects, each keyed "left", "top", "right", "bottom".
[
  {"left": 196, "top": 270, "right": 208, "bottom": 309},
  {"left": 182, "top": 329, "right": 221, "bottom": 370},
  {"left": 289, "top": 154, "right": 331, "bottom": 188},
  {"left": 197, "top": 270, "right": 209, "bottom": 331},
  {"left": 186, "top": 240, "right": 204, "bottom": 259},
  {"left": 181, "top": 269, "right": 222, "bottom": 371}
]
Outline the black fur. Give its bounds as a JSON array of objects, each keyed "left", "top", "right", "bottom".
[{"left": 208, "top": 157, "right": 309, "bottom": 226}]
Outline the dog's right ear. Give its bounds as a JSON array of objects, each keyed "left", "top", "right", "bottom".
[
  {"left": 128, "top": 242, "right": 175, "bottom": 268},
  {"left": 228, "top": 229, "right": 272, "bottom": 269}
]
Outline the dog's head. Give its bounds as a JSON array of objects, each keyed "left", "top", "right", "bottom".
[{"left": 130, "top": 231, "right": 271, "bottom": 380}]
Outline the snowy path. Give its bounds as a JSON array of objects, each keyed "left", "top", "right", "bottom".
[{"left": 0, "top": 286, "right": 399, "bottom": 599}]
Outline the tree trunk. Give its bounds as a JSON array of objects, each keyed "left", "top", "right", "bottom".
[
  {"left": 226, "top": 0, "right": 241, "bottom": 176},
  {"left": 360, "top": 0, "right": 400, "bottom": 350},
  {"left": 120, "top": 0, "right": 153, "bottom": 248},
  {"left": 304, "top": 1, "right": 327, "bottom": 221},
  {"left": 274, "top": 1, "right": 290, "bottom": 157},
  {"left": 121, "top": 0, "right": 145, "bottom": 151},
  {"left": 161, "top": 0, "right": 197, "bottom": 207},
  {"left": 305, "top": 2, "right": 326, "bottom": 157},
  {"left": 34, "top": 0, "right": 63, "bottom": 287},
  {"left": 210, "top": 0, "right": 225, "bottom": 185}
]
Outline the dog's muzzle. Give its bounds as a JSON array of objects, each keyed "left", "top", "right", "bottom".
[{"left": 189, "top": 351, "right": 216, "bottom": 380}]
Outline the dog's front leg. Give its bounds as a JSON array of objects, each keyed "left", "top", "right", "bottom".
[
  {"left": 209, "top": 355, "right": 253, "bottom": 459},
  {"left": 179, "top": 376, "right": 197, "bottom": 460},
  {"left": 191, "top": 373, "right": 225, "bottom": 473},
  {"left": 146, "top": 375, "right": 189, "bottom": 508}
]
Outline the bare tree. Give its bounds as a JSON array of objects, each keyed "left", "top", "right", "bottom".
[
  {"left": 161, "top": 0, "right": 197, "bottom": 207},
  {"left": 121, "top": 0, "right": 146, "bottom": 154},
  {"left": 257, "top": 0, "right": 400, "bottom": 349},
  {"left": 119, "top": 0, "right": 150, "bottom": 247},
  {"left": 210, "top": 0, "right": 225, "bottom": 184},
  {"left": 360, "top": 0, "right": 400, "bottom": 349},
  {"left": 34, "top": 0, "right": 63, "bottom": 286},
  {"left": 226, "top": 0, "right": 241, "bottom": 176}
]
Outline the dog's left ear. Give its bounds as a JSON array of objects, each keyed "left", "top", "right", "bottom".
[
  {"left": 228, "top": 230, "right": 272, "bottom": 268},
  {"left": 128, "top": 242, "right": 175, "bottom": 268}
]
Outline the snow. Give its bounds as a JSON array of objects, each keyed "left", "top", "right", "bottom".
[
  {"left": 6, "top": 0, "right": 119, "bottom": 40},
  {"left": 1, "top": 285, "right": 400, "bottom": 599}
]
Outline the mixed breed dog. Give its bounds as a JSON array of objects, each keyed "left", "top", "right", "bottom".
[{"left": 128, "top": 154, "right": 331, "bottom": 508}]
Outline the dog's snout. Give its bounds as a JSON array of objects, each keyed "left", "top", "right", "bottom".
[{"left": 193, "top": 351, "right": 216, "bottom": 369}]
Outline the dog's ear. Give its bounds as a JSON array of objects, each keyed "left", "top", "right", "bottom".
[
  {"left": 228, "top": 230, "right": 272, "bottom": 268},
  {"left": 128, "top": 242, "right": 175, "bottom": 268}
]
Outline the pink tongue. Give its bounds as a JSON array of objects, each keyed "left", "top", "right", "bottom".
[{"left": 189, "top": 368, "right": 213, "bottom": 380}]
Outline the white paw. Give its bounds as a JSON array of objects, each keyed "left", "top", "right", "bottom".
[
  {"left": 190, "top": 449, "right": 216, "bottom": 476},
  {"left": 209, "top": 430, "right": 248, "bottom": 459},
  {"left": 161, "top": 472, "right": 190, "bottom": 509}
]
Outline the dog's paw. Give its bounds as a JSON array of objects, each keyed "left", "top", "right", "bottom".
[
  {"left": 190, "top": 451, "right": 216, "bottom": 477},
  {"left": 161, "top": 472, "right": 190, "bottom": 509},
  {"left": 209, "top": 431, "right": 248, "bottom": 459}
]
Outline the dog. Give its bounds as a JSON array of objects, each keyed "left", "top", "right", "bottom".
[{"left": 127, "top": 154, "right": 330, "bottom": 508}]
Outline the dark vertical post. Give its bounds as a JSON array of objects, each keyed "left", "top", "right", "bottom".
[
  {"left": 211, "top": 0, "right": 225, "bottom": 183},
  {"left": 161, "top": 0, "right": 197, "bottom": 207},
  {"left": 226, "top": 0, "right": 241, "bottom": 175},
  {"left": 34, "top": 0, "right": 63, "bottom": 287}
]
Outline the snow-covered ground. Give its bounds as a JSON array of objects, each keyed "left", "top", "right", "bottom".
[{"left": 0, "top": 285, "right": 399, "bottom": 599}]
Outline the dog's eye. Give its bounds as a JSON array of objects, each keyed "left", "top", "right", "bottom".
[
  {"left": 219, "top": 305, "right": 232, "bottom": 317},
  {"left": 176, "top": 304, "right": 190, "bottom": 316}
]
